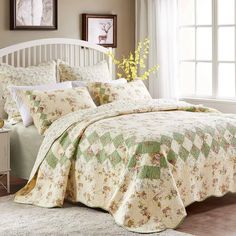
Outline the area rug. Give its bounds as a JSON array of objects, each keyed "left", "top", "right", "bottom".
[{"left": 0, "top": 195, "right": 192, "bottom": 236}]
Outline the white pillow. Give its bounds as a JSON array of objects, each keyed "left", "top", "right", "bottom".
[{"left": 10, "top": 82, "right": 73, "bottom": 127}]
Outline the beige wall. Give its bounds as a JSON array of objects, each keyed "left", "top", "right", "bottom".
[{"left": 0, "top": 0, "right": 135, "bottom": 60}]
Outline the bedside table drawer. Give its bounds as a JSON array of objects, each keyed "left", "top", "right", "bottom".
[{"left": 0, "top": 132, "right": 10, "bottom": 172}]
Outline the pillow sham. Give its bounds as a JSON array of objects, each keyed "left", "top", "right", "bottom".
[
  {"left": 18, "top": 87, "right": 96, "bottom": 135},
  {"left": 71, "top": 78, "right": 127, "bottom": 105},
  {"left": 10, "top": 81, "right": 73, "bottom": 127},
  {"left": 0, "top": 61, "right": 57, "bottom": 124},
  {"left": 88, "top": 80, "right": 152, "bottom": 105},
  {"left": 58, "top": 60, "right": 111, "bottom": 82},
  {"left": 71, "top": 78, "right": 127, "bottom": 88}
]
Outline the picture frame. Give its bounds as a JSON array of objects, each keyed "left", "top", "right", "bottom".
[
  {"left": 82, "top": 14, "right": 117, "bottom": 48},
  {"left": 10, "top": 0, "right": 58, "bottom": 30}
]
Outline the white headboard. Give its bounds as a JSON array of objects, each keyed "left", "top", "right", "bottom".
[{"left": 0, "top": 38, "right": 113, "bottom": 76}]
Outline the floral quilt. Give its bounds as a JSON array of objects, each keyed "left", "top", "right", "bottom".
[{"left": 15, "top": 99, "right": 236, "bottom": 233}]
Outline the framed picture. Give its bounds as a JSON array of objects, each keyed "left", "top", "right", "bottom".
[
  {"left": 82, "top": 14, "right": 117, "bottom": 48},
  {"left": 10, "top": 0, "right": 58, "bottom": 30}
]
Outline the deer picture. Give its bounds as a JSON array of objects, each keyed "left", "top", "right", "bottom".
[{"left": 98, "top": 21, "right": 113, "bottom": 44}]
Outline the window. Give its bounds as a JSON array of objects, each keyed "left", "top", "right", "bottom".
[{"left": 178, "top": 0, "right": 236, "bottom": 100}]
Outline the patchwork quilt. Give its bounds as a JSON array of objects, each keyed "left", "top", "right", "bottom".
[{"left": 15, "top": 99, "right": 236, "bottom": 233}]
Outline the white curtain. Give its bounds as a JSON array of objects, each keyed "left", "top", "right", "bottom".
[{"left": 136, "top": 0, "right": 179, "bottom": 99}]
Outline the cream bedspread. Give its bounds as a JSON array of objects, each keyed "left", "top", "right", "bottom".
[{"left": 15, "top": 99, "right": 236, "bottom": 233}]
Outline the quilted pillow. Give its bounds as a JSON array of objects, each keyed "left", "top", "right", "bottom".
[
  {"left": 9, "top": 81, "right": 73, "bottom": 127},
  {"left": 58, "top": 60, "right": 111, "bottom": 82},
  {"left": 18, "top": 87, "right": 96, "bottom": 135},
  {"left": 71, "top": 77, "right": 127, "bottom": 88},
  {"left": 0, "top": 61, "right": 57, "bottom": 124},
  {"left": 88, "top": 80, "right": 152, "bottom": 105}
]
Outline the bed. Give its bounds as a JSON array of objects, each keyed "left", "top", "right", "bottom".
[
  {"left": 1, "top": 39, "right": 236, "bottom": 234},
  {"left": 0, "top": 38, "right": 113, "bottom": 179}
]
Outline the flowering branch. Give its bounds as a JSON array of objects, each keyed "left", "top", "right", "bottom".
[{"left": 108, "top": 38, "right": 159, "bottom": 81}]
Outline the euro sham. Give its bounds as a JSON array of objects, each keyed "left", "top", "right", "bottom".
[
  {"left": 18, "top": 87, "right": 96, "bottom": 135},
  {"left": 58, "top": 60, "right": 111, "bottom": 82},
  {"left": 88, "top": 79, "right": 152, "bottom": 105},
  {"left": 0, "top": 61, "right": 57, "bottom": 124}
]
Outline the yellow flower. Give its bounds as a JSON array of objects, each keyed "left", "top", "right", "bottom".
[{"left": 107, "top": 38, "right": 159, "bottom": 81}]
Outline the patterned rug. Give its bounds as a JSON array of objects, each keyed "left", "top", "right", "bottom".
[{"left": 0, "top": 195, "right": 192, "bottom": 236}]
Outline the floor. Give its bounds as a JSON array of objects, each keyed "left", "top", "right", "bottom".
[
  {"left": 1, "top": 176, "right": 236, "bottom": 236},
  {"left": 0, "top": 175, "right": 27, "bottom": 197},
  {"left": 178, "top": 193, "right": 236, "bottom": 236}
]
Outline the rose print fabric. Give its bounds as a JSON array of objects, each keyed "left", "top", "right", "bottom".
[
  {"left": 14, "top": 99, "right": 236, "bottom": 233},
  {"left": 0, "top": 61, "right": 57, "bottom": 124},
  {"left": 18, "top": 87, "right": 96, "bottom": 135},
  {"left": 58, "top": 60, "right": 111, "bottom": 82},
  {"left": 88, "top": 80, "right": 152, "bottom": 105}
]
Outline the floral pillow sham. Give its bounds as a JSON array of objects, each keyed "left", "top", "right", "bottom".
[
  {"left": 0, "top": 61, "right": 57, "bottom": 124},
  {"left": 10, "top": 81, "right": 73, "bottom": 127},
  {"left": 18, "top": 87, "right": 96, "bottom": 135},
  {"left": 71, "top": 78, "right": 127, "bottom": 88},
  {"left": 88, "top": 80, "right": 152, "bottom": 105},
  {"left": 58, "top": 60, "right": 111, "bottom": 82}
]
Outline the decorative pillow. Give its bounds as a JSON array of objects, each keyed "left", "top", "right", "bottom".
[
  {"left": 18, "top": 87, "right": 96, "bottom": 135},
  {"left": 88, "top": 80, "right": 152, "bottom": 105},
  {"left": 71, "top": 78, "right": 127, "bottom": 105},
  {"left": 71, "top": 78, "right": 127, "bottom": 88},
  {"left": 58, "top": 60, "right": 111, "bottom": 82},
  {"left": 10, "top": 81, "right": 73, "bottom": 127},
  {"left": 0, "top": 61, "right": 57, "bottom": 124}
]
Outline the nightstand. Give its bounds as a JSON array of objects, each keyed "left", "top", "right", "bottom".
[{"left": 0, "top": 129, "right": 10, "bottom": 193}]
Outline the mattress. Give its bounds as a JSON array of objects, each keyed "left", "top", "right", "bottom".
[{"left": 9, "top": 122, "right": 44, "bottom": 179}]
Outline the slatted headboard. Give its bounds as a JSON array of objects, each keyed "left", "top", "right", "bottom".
[{"left": 0, "top": 38, "right": 113, "bottom": 77}]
